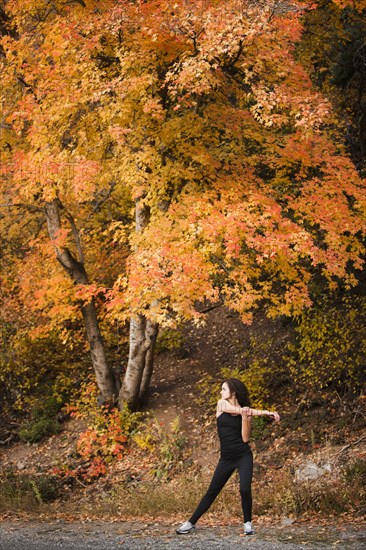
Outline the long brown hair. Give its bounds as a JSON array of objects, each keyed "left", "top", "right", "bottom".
[{"left": 224, "top": 378, "right": 251, "bottom": 407}]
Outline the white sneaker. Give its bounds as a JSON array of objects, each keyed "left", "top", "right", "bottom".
[
  {"left": 176, "top": 521, "right": 195, "bottom": 534},
  {"left": 244, "top": 521, "right": 254, "bottom": 535}
]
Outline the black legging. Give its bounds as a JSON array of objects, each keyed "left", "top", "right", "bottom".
[{"left": 189, "top": 452, "right": 253, "bottom": 525}]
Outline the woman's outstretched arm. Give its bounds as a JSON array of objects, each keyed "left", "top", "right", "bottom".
[
  {"left": 242, "top": 407, "right": 280, "bottom": 422},
  {"left": 216, "top": 399, "right": 242, "bottom": 416},
  {"left": 217, "top": 400, "right": 280, "bottom": 422}
]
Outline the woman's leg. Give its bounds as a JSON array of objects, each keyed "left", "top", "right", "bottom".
[
  {"left": 237, "top": 452, "right": 253, "bottom": 523},
  {"left": 189, "top": 459, "right": 235, "bottom": 525}
]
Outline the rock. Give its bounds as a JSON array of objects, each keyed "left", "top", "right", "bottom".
[
  {"left": 17, "top": 461, "right": 26, "bottom": 471},
  {"left": 295, "top": 461, "right": 332, "bottom": 481},
  {"left": 281, "top": 517, "right": 295, "bottom": 527}
]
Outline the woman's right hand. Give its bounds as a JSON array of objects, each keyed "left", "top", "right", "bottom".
[
  {"left": 240, "top": 406, "right": 251, "bottom": 416},
  {"left": 269, "top": 411, "right": 280, "bottom": 422}
]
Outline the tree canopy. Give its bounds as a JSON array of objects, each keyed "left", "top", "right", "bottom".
[{"left": 1, "top": 0, "right": 365, "bottom": 409}]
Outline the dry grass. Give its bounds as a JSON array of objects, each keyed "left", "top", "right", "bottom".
[
  {"left": 76, "top": 462, "right": 365, "bottom": 521},
  {"left": 2, "top": 458, "right": 365, "bottom": 521},
  {"left": 0, "top": 470, "right": 59, "bottom": 513},
  {"left": 90, "top": 458, "right": 366, "bottom": 521},
  {"left": 90, "top": 474, "right": 244, "bottom": 521},
  {"left": 255, "top": 464, "right": 366, "bottom": 517}
]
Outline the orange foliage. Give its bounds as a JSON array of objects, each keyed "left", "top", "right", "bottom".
[{"left": 0, "top": 0, "right": 364, "bottom": 340}]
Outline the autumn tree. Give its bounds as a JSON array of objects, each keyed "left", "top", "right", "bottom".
[
  {"left": 1, "top": 0, "right": 365, "bottom": 411},
  {"left": 104, "top": 0, "right": 365, "bottom": 408},
  {"left": 0, "top": 0, "right": 124, "bottom": 404}
]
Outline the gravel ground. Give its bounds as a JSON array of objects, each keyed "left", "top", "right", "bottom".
[{"left": 0, "top": 520, "right": 365, "bottom": 550}]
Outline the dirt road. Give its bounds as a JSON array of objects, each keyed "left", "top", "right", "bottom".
[{"left": 0, "top": 520, "right": 365, "bottom": 549}]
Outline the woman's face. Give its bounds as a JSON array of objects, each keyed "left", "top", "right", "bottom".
[{"left": 221, "top": 382, "right": 232, "bottom": 401}]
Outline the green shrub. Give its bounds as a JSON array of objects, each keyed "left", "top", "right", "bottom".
[
  {"left": 19, "top": 416, "right": 61, "bottom": 444},
  {"left": 0, "top": 470, "right": 59, "bottom": 511},
  {"left": 156, "top": 328, "right": 184, "bottom": 353},
  {"left": 0, "top": 330, "right": 91, "bottom": 416},
  {"left": 250, "top": 416, "right": 269, "bottom": 441},
  {"left": 18, "top": 395, "right": 64, "bottom": 443},
  {"left": 287, "top": 294, "right": 366, "bottom": 392}
]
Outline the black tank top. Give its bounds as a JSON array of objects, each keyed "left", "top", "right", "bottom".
[{"left": 217, "top": 412, "right": 251, "bottom": 460}]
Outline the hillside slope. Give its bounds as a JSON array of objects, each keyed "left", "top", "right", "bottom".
[{"left": 1, "top": 306, "right": 365, "bottom": 522}]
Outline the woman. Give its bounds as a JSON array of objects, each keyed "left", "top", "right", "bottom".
[{"left": 176, "top": 378, "right": 280, "bottom": 536}]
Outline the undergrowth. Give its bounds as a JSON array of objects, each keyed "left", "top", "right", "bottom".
[
  {"left": 133, "top": 415, "right": 187, "bottom": 480},
  {"left": 81, "top": 458, "right": 366, "bottom": 520},
  {"left": 51, "top": 379, "right": 142, "bottom": 482},
  {"left": 255, "top": 460, "right": 366, "bottom": 517},
  {"left": 19, "top": 396, "right": 63, "bottom": 443},
  {"left": 0, "top": 469, "right": 59, "bottom": 512}
]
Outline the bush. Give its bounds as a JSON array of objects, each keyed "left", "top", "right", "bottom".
[
  {"left": 287, "top": 294, "right": 366, "bottom": 392},
  {"left": 134, "top": 416, "right": 187, "bottom": 480},
  {"left": 156, "top": 328, "right": 184, "bottom": 353},
  {"left": 19, "top": 416, "right": 61, "bottom": 444},
  {"left": 250, "top": 416, "right": 269, "bottom": 441},
  {"left": 54, "top": 379, "right": 143, "bottom": 481},
  {"left": 0, "top": 469, "right": 59, "bottom": 511},
  {"left": 18, "top": 395, "right": 64, "bottom": 443},
  {"left": 0, "top": 330, "right": 91, "bottom": 416}
]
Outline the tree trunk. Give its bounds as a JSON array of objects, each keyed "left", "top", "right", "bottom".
[
  {"left": 118, "top": 315, "right": 159, "bottom": 411},
  {"left": 118, "top": 194, "right": 161, "bottom": 410},
  {"left": 80, "top": 300, "right": 119, "bottom": 404},
  {"left": 139, "top": 319, "right": 159, "bottom": 404},
  {"left": 44, "top": 199, "right": 118, "bottom": 404}
]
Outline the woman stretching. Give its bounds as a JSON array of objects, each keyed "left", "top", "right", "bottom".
[{"left": 176, "top": 378, "right": 280, "bottom": 536}]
